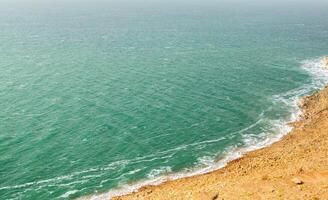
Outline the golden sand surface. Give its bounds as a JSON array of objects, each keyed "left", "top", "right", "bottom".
[{"left": 114, "top": 60, "right": 328, "bottom": 200}]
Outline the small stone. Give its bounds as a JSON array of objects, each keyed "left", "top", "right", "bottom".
[
  {"left": 291, "top": 177, "right": 304, "bottom": 185},
  {"left": 297, "top": 167, "right": 304, "bottom": 173}
]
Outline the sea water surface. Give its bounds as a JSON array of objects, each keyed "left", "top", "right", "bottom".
[{"left": 1, "top": 0, "right": 328, "bottom": 199}]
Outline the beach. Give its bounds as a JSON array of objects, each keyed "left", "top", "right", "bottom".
[{"left": 113, "top": 60, "right": 328, "bottom": 200}]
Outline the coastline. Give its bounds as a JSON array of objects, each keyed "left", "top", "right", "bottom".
[
  {"left": 76, "top": 58, "right": 328, "bottom": 200},
  {"left": 109, "top": 59, "right": 328, "bottom": 200}
]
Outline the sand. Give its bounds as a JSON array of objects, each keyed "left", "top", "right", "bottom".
[{"left": 113, "top": 60, "right": 328, "bottom": 200}]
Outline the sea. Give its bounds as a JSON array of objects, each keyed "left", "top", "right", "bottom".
[{"left": 0, "top": 0, "right": 328, "bottom": 199}]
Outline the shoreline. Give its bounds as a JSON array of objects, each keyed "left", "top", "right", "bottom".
[
  {"left": 78, "top": 97, "right": 296, "bottom": 200},
  {"left": 109, "top": 59, "right": 328, "bottom": 200},
  {"left": 78, "top": 57, "right": 328, "bottom": 200}
]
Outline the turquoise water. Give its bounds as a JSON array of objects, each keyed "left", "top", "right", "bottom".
[{"left": 1, "top": 0, "right": 328, "bottom": 199}]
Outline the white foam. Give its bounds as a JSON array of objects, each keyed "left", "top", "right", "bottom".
[
  {"left": 60, "top": 190, "right": 79, "bottom": 198},
  {"left": 147, "top": 166, "right": 172, "bottom": 179},
  {"left": 301, "top": 58, "right": 328, "bottom": 89},
  {"left": 78, "top": 57, "right": 328, "bottom": 200}
]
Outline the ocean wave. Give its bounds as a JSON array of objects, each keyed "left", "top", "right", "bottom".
[
  {"left": 147, "top": 166, "right": 172, "bottom": 179},
  {"left": 301, "top": 57, "right": 328, "bottom": 88}
]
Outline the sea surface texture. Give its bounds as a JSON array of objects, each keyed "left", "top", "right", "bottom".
[{"left": 1, "top": 0, "right": 328, "bottom": 199}]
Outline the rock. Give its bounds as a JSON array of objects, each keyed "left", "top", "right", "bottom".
[
  {"left": 297, "top": 167, "right": 304, "bottom": 173},
  {"left": 212, "top": 194, "right": 219, "bottom": 200},
  {"left": 291, "top": 177, "right": 304, "bottom": 185}
]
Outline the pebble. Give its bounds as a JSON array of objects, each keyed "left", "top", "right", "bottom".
[{"left": 291, "top": 177, "right": 304, "bottom": 185}]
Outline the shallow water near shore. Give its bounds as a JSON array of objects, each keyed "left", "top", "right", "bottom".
[{"left": 1, "top": 1, "right": 328, "bottom": 199}]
